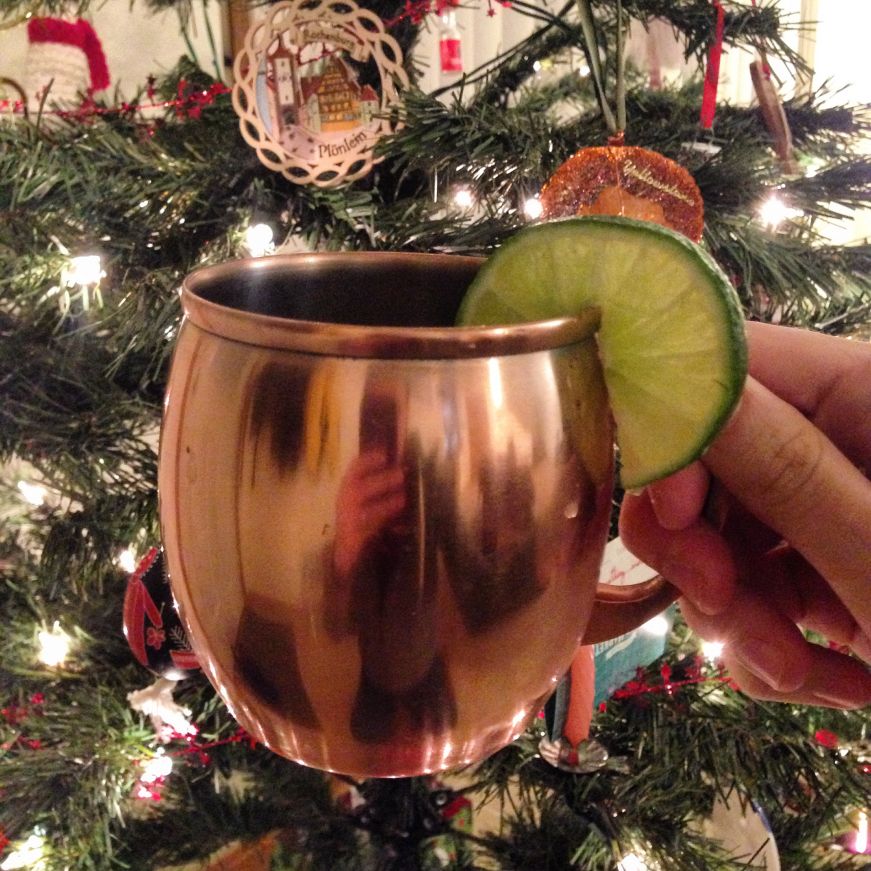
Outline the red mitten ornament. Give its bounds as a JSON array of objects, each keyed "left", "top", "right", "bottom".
[{"left": 539, "top": 135, "right": 705, "bottom": 242}]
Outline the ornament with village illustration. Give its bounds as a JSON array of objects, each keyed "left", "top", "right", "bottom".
[{"left": 232, "top": 0, "right": 408, "bottom": 188}]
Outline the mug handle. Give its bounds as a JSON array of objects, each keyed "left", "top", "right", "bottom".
[{"left": 580, "top": 576, "right": 679, "bottom": 645}]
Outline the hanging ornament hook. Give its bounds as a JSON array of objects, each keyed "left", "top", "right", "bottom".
[{"left": 575, "top": 0, "right": 628, "bottom": 136}]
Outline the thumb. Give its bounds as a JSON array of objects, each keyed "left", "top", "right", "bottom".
[{"left": 703, "top": 377, "right": 871, "bottom": 632}]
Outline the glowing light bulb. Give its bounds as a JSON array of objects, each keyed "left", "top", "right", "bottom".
[
  {"left": 618, "top": 853, "right": 650, "bottom": 871},
  {"left": 641, "top": 614, "right": 670, "bottom": 636},
  {"left": 64, "top": 255, "right": 103, "bottom": 287},
  {"left": 758, "top": 194, "right": 802, "bottom": 230},
  {"left": 117, "top": 547, "right": 138, "bottom": 574},
  {"left": 17, "top": 480, "right": 47, "bottom": 507},
  {"left": 1, "top": 831, "right": 47, "bottom": 870},
  {"left": 804, "top": 158, "right": 824, "bottom": 178},
  {"left": 702, "top": 640, "right": 725, "bottom": 661},
  {"left": 37, "top": 622, "right": 71, "bottom": 667},
  {"left": 245, "top": 222, "right": 274, "bottom": 257},
  {"left": 58, "top": 254, "right": 104, "bottom": 314},
  {"left": 852, "top": 809, "right": 869, "bottom": 854},
  {"left": 524, "top": 197, "right": 543, "bottom": 219},
  {"left": 141, "top": 748, "right": 174, "bottom": 783},
  {"left": 453, "top": 187, "right": 474, "bottom": 209}
]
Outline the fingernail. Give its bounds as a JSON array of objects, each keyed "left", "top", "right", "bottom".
[
  {"left": 738, "top": 639, "right": 793, "bottom": 690},
  {"left": 662, "top": 559, "right": 725, "bottom": 615}
]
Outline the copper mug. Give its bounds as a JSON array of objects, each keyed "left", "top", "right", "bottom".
[{"left": 158, "top": 252, "right": 675, "bottom": 777}]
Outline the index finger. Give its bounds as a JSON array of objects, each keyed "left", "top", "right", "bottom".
[{"left": 703, "top": 376, "right": 871, "bottom": 633}]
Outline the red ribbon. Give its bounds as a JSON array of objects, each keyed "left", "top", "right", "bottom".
[{"left": 700, "top": 0, "right": 725, "bottom": 129}]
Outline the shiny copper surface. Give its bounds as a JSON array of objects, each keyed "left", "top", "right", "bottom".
[{"left": 159, "top": 252, "right": 672, "bottom": 777}]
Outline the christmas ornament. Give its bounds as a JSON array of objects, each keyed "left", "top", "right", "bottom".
[
  {"left": 438, "top": 10, "right": 463, "bottom": 74},
  {"left": 690, "top": 786, "right": 780, "bottom": 869},
  {"left": 592, "top": 538, "right": 675, "bottom": 705},
  {"left": 550, "top": 1, "right": 704, "bottom": 241},
  {"left": 232, "top": 0, "right": 409, "bottom": 188},
  {"left": 749, "top": 61, "right": 799, "bottom": 175},
  {"left": 539, "top": 135, "right": 705, "bottom": 242},
  {"left": 23, "top": 17, "right": 109, "bottom": 110},
  {"left": 343, "top": 779, "right": 473, "bottom": 869},
  {"left": 542, "top": 540, "right": 669, "bottom": 774},
  {"left": 538, "top": 733, "right": 622, "bottom": 774},
  {"left": 123, "top": 547, "right": 199, "bottom": 679},
  {"left": 700, "top": 0, "right": 725, "bottom": 130},
  {"left": 420, "top": 786, "right": 473, "bottom": 869},
  {"left": 201, "top": 830, "right": 293, "bottom": 870},
  {"left": 127, "top": 676, "right": 196, "bottom": 741}
]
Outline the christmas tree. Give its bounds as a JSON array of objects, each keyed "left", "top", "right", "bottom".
[{"left": 1, "top": 1, "right": 870, "bottom": 868}]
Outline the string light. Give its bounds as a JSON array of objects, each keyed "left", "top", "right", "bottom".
[
  {"left": 244, "top": 222, "right": 275, "bottom": 257},
  {"left": 758, "top": 194, "right": 802, "bottom": 230},
  {"left": 452, "top": 187, "right": 474, "bottom": 209},
  {"left": 55, "top": 254, "right": 105, "bottom": 315},
  {"left": 135, "top": 748, "right": 174, "bottom": 801},
  {"left": 17, "top": 480, "right": 46, "bottom": 507},
  {"left": 849, "top": 809, "right": 869, "bottom": 854},
  {"left": 524, "top": 196, "right": 543, "bottom": 219},
  {"left": 618, "top": 852, "right": 650, "bottom": 871},
  {"left": 117, "top": 547, "right": 138, "bottom": 575},
  {"left": 37, "top": 622, "right": 71, "bottom": 668},
  {"left": 702, "top": 640, "right": 725, "bottom": 661},
  {"left": 0, "top": 830, "right": 47, "bottom": 870},
  {"left": 64, "top": 255, "right": 103, "bottom": 287},
  {"left": 141, "top": 748, "right": 174, "bottom": 781},
  {"left": 641, "top": 614, "right": 670, "bottom": 636}
]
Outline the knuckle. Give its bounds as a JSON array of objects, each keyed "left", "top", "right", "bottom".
[{"left": 754, "top": 421, "right": 826, "bottom": 510}]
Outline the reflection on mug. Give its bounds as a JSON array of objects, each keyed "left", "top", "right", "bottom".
[
  {"left": 233, "top": 594, "right": 320, "bottom": 729},
  {"left": 327, "top": 377, "right": 457, "bottom": 744},
  {"left": 246, "top": 361, "right": 311, "bottom": 479},
  {"left": 438, "top": 439, "right": 544, "bottom": 635}
]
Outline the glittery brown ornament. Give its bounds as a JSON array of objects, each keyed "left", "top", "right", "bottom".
[{"left": 540, "top": 139, "right": 705, "bottom": 242}]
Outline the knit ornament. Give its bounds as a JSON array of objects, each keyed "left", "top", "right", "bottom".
[{"left": 24, "top": 17, "right": 110, "bottom": 109}]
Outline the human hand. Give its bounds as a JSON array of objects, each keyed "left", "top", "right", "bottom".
[
  {"left": 333, "top": 449, "right": 407, "bottom": 579},
  {"left": 619, "top": 321, "right": 871, "bottom": 708}
]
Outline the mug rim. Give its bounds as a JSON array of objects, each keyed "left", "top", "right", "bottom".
[{"left": 181, "top": 251, "right": 600, "bottom": 359}]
